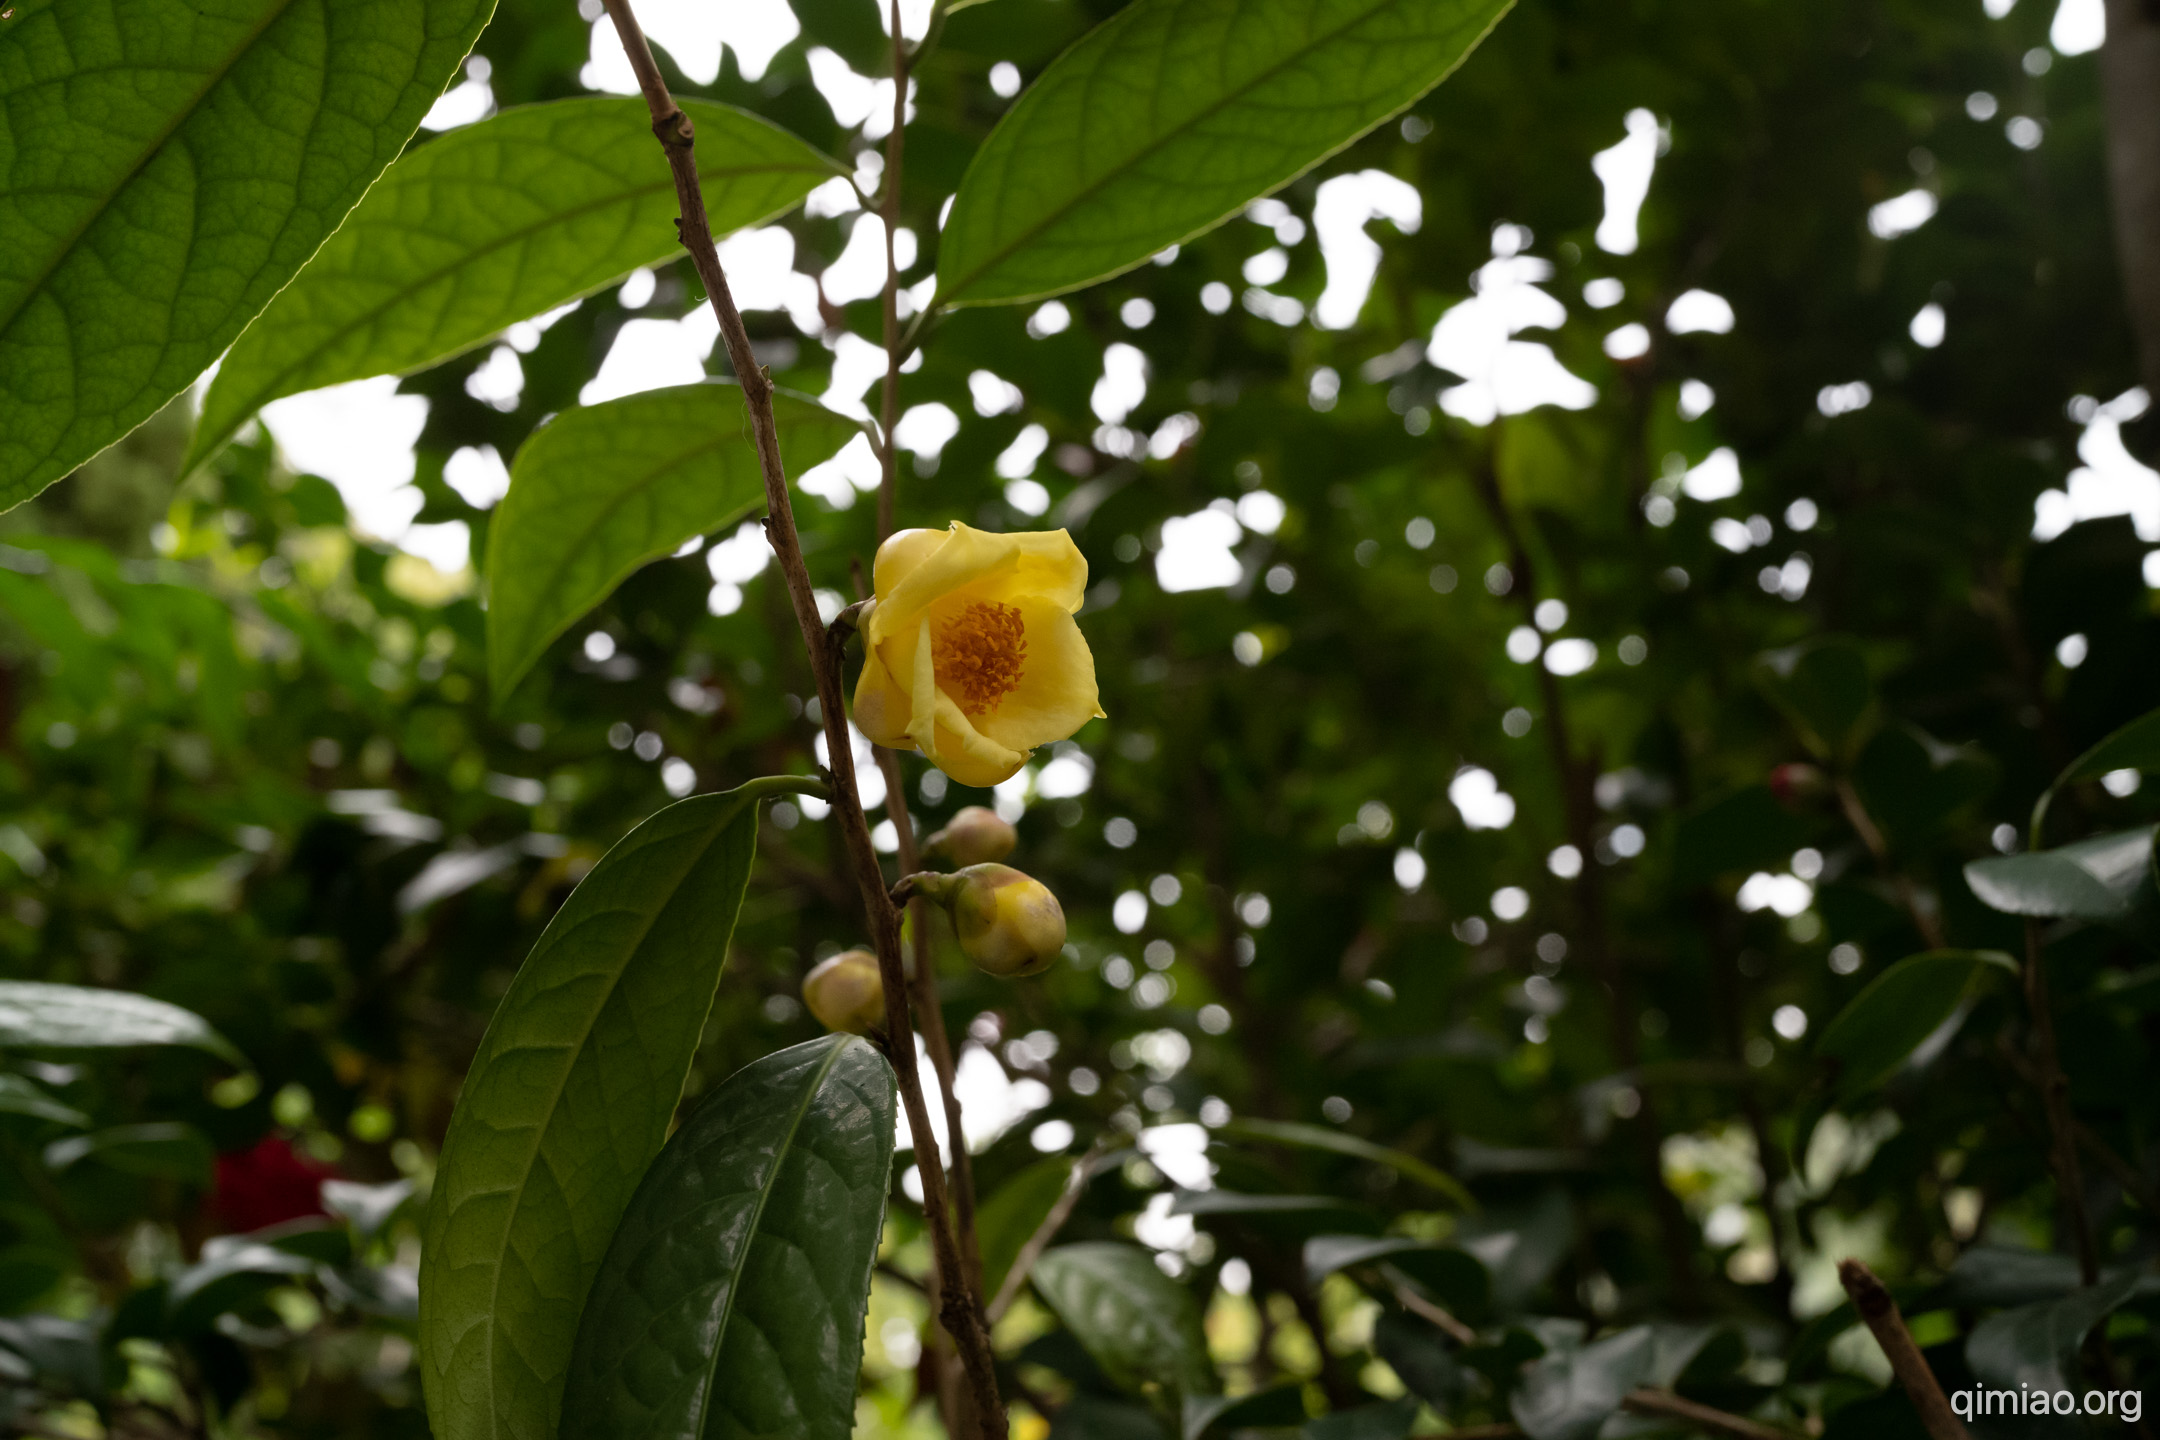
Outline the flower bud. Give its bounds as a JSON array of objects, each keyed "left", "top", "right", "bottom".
[
  {"left": 926, "top": 805, "right": 1018, "bottom": 867},
  {"left": 801, "top": 949, "right": 886, "bottom": 1034},
  {"left": 944, "top": 863, "right": 1066, "bottom": 977},
  {"left": 1768, "top": 762, "right": 1827, "bottom": 806}
]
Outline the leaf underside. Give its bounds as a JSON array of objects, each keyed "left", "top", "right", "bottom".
[
  {"left": 187, "top": 96, "right": 842, "bottom": 471},
  {"left": 416, "top": 785, "right": 771, "bottom": 1440},
  {"left": 0, "top": 0, "right": 493, "bottom": 509},
  {"left": 559, "top": 1034, "right": 897, "bottom": 1440},
  {"left": 485, "top": 383, "right": 861, "bottom": 701},
  {"left": 935, "top": 0, "right": 1513, "bottom": 307}
]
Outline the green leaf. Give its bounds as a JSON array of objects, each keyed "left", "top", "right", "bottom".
[
  {"left": 2033, "top": 703, "right": 2160, "bottom": 840},
  {"left": 167, "top": 1238, "right": 318, "bottom": 1335},
  {"left": 416, "top": 777, "right": 816, "bottom": 1440},
  {"left": 486, "top": 383, "right": 861, "bottom": 700},
  {"left": 1222, "top": 1117, "right": 1473, "bottom": 1208},
  {"left": 1510, "top": 1325, "right": 1654, "bottom": 1440},
  {"left": 1304, "top": 1398, "right": 1419, "bottom": 1440},
  {"left": 978, "top": 1153, "right": 1085, "bottom": 1300},
  {"left": 1757, "top": 640, "right": 1876, "bottom": 761},
  {"left": 0, "top": 1073, "right": 87, "bottom": 1127},
  {"left": 1963, "top": 826, "right": 2157, "bottom": 920},
  {"left": 1032, "top": 1242, "right": 1217, "bottom": 1407},
  {"left": 1183, "top": 1385, "right": 1307, "bottom": 1440},
  {"left": 1671, "top": 786, "right": 1812, "bottom": 886},
  {"left": 44, "top": 1122, "right": 214, "bottom": 1186},
  {"left": 934, "top": 0, "right": 1512, "bottom": 307},
  {"left": 1815, "top": 949, "right": 2017, "bottom": 1101},
  {"left": 187, "top": 98, "right": 842, "bottom": 471},
  {"left": 1371, "top": 1312, "right": 1480, "bottom": 1412},
  {"left": 559, "top": 1034, "right": 896, "bottom": 1440},
  {"left": 1302, "top": 1235, "right": 1487, "bottom": 1317},
  {"left": 1965, "top": 1268, "right": 2143, "bottom": 1393},
  {"left": 0, "top": 0, "right": 493, "bottom": 508},
  {"left": 0, "top": 982, "right": 243, "bottom": 1064}
]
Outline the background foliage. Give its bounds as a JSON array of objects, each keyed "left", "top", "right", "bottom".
[{"left": 2, "top": 0, "right": 2159, "bottom": 1435}]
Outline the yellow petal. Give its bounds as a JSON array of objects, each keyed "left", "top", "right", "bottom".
[
  {"left": 926, "top": 690, "right": 1028, "bottom": 787},
  {"left": 974, "top": 598, "right": 1106, "bottom": 752},
  {"left": 868, "top": 523, "right": 1088, "bottom": 645},
  {"left": 851, "top": 639, "right": 915, "bottom": 751},
  {"left": 872, "top": 527, "right": 944, "bottom": 597},
  {"left": 906, "top": 615, "right": 941, "bottom": 766}
]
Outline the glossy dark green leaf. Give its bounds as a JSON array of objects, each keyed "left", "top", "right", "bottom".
[
  {"left": 1183, "top": 1384, "right": 1306, "bottom": 1440},
  {"left": 43, "top": 1123, "right": 213, "bottom": 1185},
  {"left": 1304, "top": 1235, "right": 1489, "bottom": 1317},
  {"left": 487, "top": 383, "right": 861, "bottom": 700},
  {"left": 559, "top": 1034, "right": 896, "bottom": 1440},
  {"left": 1815, "top": 950, "right": 2016, "bottom": 1101},
  {"left": 417, "top": 778, "right": 815, "bottom": 1440},
  {"left": 0, "top": 981, "right": 243, "bottom": 1063},
  {"left": 187, "top": 98, "right": 842, "bottom": 471},
  {"left": 1371, "top": 1311, "right": 1480, "bottom": 1412},
  {"left": 1965, "top": 1268, "right": 2142, "bottom": 1392},
  {"left": 934, "top": 0, "right": 1513, "bottom": 306},
  {"left": 1964, "top": 826, "right": 2157, "bottom": 920},
  {"left": 168, "top": 1238, "right": 317, "bottom": 1334},
  {"left": 1222, "top": 1117, "right": 1472, "bottom": 1206},
  {"left": 1032, "top": 1242, "right": 1217, "bottom": 1406},
  {"left": 1510, "top": 1325, "right": 1654, "bottom": 1440},
  {"left": 0, "top": 0, "right": 493, "bottom": 507}
]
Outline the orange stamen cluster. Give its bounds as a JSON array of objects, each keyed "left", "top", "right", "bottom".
[{"left": 936, "top": 601, "right": 1027, "bottom": 715}]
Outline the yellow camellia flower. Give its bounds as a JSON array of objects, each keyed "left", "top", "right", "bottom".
[{"left": 851, "top": 522, "right": 1105, "bottom": 788}]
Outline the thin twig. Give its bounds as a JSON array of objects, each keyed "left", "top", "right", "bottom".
[
  {"left": 988, "top": 1142, "right": 1112, "bottom": 1324},
  {"left": 1621, "top": 1389, "right": 1797, "bottom": 1440},
  {"left": 1838, "top": 1259, "right": 1971, "bottom": 1440},
  {"left": 592, "top": 1, "right": 1003, "bottom": 1431},
  {"left": 1389, "top": 1278, "right": 1477, "bottom": 1347},
  {"left": 2023, "top": 919, "right": 2099, "bottom": 1283}
]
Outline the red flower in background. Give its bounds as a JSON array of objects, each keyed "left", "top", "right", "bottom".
[{"left": 212, "top": 1135, "right": 335, "bottom": 1234}]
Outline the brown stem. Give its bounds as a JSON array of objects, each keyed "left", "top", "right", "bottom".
[
  {"left": 1837, "top": 1260, "right": 1971, "bottom": 1440},
  {"left": 1468, "top": 435, "right": 1699, "bottom": 1308},
  {"left": 2102, "top": 0, "right": 2160, "bottom": 399},
  {"left": 877, "top": 744, "right": 984, "bottom": 1301},
  {"left": 1620, "top": 1389, "right": 1796, "bottom": 1440},
  {"left": 987, "top": 1142, "right": 1110, "bottom": 1323},
  {"left": 1835, "top": 779, "right": 1945, "bottom": 949},
  {"left": 2022, "top": 919, "right": 2099, "bottom": 1283},
  {"left": 593, "top": 2, "right": 1003, "bottom": 1430}
]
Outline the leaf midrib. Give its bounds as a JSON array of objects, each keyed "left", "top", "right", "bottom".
[
  {"left": 688, "top": 1037, "right": 850, "bottom": 1440},
  {"left": 473, "top": 794, "right": 748, "bottom": 1437},
  {"left": 939, "top": 0, "right": 1463, "bottom": 303},
  {"left": 0, "top": 0, "right": 304, "bottom": 340},
  {"left": 210, "top": 146, "right": 831, "bottom": 440}
]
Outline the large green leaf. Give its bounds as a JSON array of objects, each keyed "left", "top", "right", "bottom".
[
  {"left": 1965, "top": 1268, "right": 2143, "bottom": 1393},
  {"left": 486, "top": 383, "right": 860, "bottom": 700},
  {"left": 1510, "top": 1326, "right": 1654, "bottom": 1440},
  {"left": 417, "top": 777, "right": 816, "bottom": 1440},
  {"left": 558, "top": 1034, "right": 896, "bottom": 1440},
  {"left": 187, "top": 98, "right": 841, "bottom": 471},
  {"left": 1222, "top": 1116, "right": 1472, "bottom": 1207},
  {"left": 0, "top": 982, "right": 243, "bottom": 1064},
  {"left": 2032, "top": 702, "right": 2160, "bottom": 841},
  {"left": 1963, "top": 826, "right": 2157, "bottom": 920},
  {"left": 1302, "top": 1235, "right": 1488, "bottom": 1317},
  {"left": 1032, "top": 1242, "right": 1216, "bottom": 1408},
  {"left": 933, "top": 0, "right": 1512, "bottom": 307},
  {"left": 978, "top": 1153, "right": 1083, "bottom": 1300},
  {"left": 1815, "top": 949, "right": 2017, "bottom": 1102},
  {"left": 0, "top": 0, "right": 492, "bottom": 508}
]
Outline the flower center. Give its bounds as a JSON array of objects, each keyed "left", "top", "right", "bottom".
[{"left": 935, "top": 601, "right": 1027, "bottom": 716}]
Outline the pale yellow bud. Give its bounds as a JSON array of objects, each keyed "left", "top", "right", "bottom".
[
  {"left": 926, "top": 805, "right": 1018, "bottom": 866},
  {"left": 946, "top": 863, "right": 1066, "bottom": 977},
  {"left": 801, "top": 949, "right": 886, "bottom": 1034}
]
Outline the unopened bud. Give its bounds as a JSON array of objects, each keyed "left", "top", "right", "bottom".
[
  {"left": 1769, "top": 762, "right": 1827, "bottom": 805},
  {"left": 801, "top": 949, "right": 886, "bottom": 1034},
  {"left": 909, "top": 864, "right": 1065, "bottom": 977},
  {"left": 926, "top": 805, "right": 1018, "bottom": 866}
]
